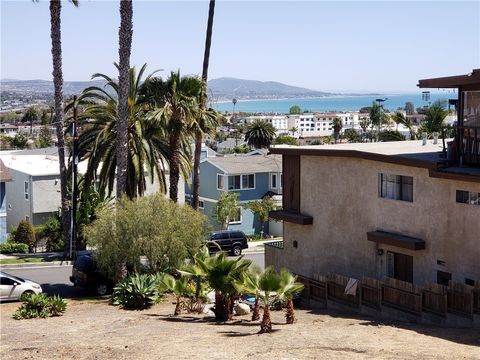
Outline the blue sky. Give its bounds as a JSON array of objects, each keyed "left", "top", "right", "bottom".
[{"left": 1, "top": 0, "right": 479, "bottom": 92}]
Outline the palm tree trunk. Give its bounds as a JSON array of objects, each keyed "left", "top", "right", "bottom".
[
  {"left": 251, "top": 297, "right": 260, "bottom": 321},
  {"left": 286, "top": 298, "right": 295, "bottom": 324},
  {"left": 227, "top": 295, "right": 234, "bottom": 321},
  {"left": 259, "top": 304, "right": 272, "bottom": 334},
  {"left": 174, "top": 296, "right": 181, "bottom": 315},
  {"left": 214, "top": 291, "right": 228, "bottom": 321},
  {"left": 192, "top": 0, "right": 216, "bottom": 210},
  {"left": 116, "top": 0, "right": 133, "bottom": 199},
  {"left": 169, "top": 130, "right": 181, "bottom": 203},
  {"left": 49, "top": 0, "right": 70, "bottom": 258}
]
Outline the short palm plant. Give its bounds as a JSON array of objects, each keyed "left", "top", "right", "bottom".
[
  {"left": 235, "top": 267, "right": 262, "bottom": 321},
  {"left": 257, "top": 267, "right": 282, "bottom": 333},
  {"left": 278, "top": 269, "right": 304, "bottom": 324},
  {"left": 157, "top": 274, "right": 193, "bottom": 315}
]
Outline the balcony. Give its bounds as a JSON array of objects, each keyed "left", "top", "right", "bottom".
[{"left": 455, "top": 125, "right": 480, "bottom": 166}]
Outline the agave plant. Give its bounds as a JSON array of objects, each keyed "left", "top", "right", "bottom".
[{"left": 112, "top": 273, "right": 159, "bottom": 309}]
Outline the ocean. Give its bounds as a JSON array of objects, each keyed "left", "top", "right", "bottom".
[{"left": 212, "top": 92, "right": 457, "bottom": 114}]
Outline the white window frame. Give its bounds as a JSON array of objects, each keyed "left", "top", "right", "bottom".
[
  {"left": 228, "top": 206, "right": 242, "bottom": 224},
  {"left": 271, "top": 173, "right": 277, "bottom": 189},
  {"left": 216, "top": 174, "right": 225, "bottom": 190},
  {"left": 225, "top": 173, "right": 256, "bottom": 191},
  {"left": 24, "top": 181, "right": 29, "bottom": 200}
]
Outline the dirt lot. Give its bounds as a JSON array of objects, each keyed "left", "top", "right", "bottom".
[{"left": 1, "top": 298, "right": 479, "bottom": 360}]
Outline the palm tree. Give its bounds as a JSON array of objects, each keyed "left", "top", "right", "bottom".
[
  {"left": 236, "top": 267, "right": 262, "bottom": 321},
  {"left": 369, "top": 102, "right": 382, "bottom": 133},
  {"left": 147, "top": 72, "right": 202, "bottom": 203},
  {"left": 47, "top": 0, "right": 78, "bottom": 259},
  {"left": 332, "top": 117, "right": 343, "bottom": 143},
  {"left": 76, "top": 64, "right": 178, "bottom": 199},
  {"left": 289, "top": 126, "right": 298, "bottom": 137},
  {"left": 391, "top": 111, "right": 415, "bottom": 140},
  {"left": 245, "top": 120, "right": 276, "bottom": 149},
  {"left": 359, "top": 117, "right": 371, "bottom": 142},
  {"left": 278, "top": 269, "right": 304, "bottom": 324},
  {"left": 158, "top": 274, "right": 192, "bottom": 315},
  {"left": 116, "top": 0, "right": 133, "bottom": 199},
  {"left": 257, "top": 267, "right": 282, "bottom": 333},
  {"left": 192, "top": 0, "right": 216, "bottom": 211},
  {"left": 419, "top": 100, "right": 449, "bottom": 136}
]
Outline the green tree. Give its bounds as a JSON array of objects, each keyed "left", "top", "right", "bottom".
[
  {"left": 257, "top": 267, "right": 283, "bottom": 333},
  {"left": 245, "top": 196, "right": 277, "bottom": 237},
  {"left": 84, "top": 193, "right": 209, "bottom": 277},
  {"left": 405, "top": 101, "right": 415, "bottom": 115},
  {"left": 289, "top": 105, "right": 301, "bottom": 114},
  {"left": 21, "top": 107, "right": 39, "bottom": 134},
  {"left": 40, "top": 109, "right": 50, "bottom": 124},
  {"left": 116, "top": 0, "right": 133, "bottom": 199},
  {"left": 419, "top": 100, "right": 449, "bottom": 136},
  {"left": 278, "top": 269, "right": 304, "bottom": 324},
  {"left": 274, "top": 134, "right": 298, "bottom": 145},
  {"left": 76, "top": 64, "right": 176, "bottom": 199},
  {"left": 359, "top": 116, "right": 371, "bottom": 141},
  {"left": 158, "top": 274, "right": 193, "bottom": 315},
  {"left": 391, "top": 111, "right": 415, "bottom": 140},
  {"left": 235, "top": 267, "right": 262, "bottom": 321},
  {"left": 10, "top": 133, "right": 28, "bottom": 149},
  {"left": 14, "top": 220, "right": 36, "bottom": 252},
  {"left": 288, "top": 126, "right": 298, "bottom": 136},
  {"left": 36, "top": 125, "right": 53, "bottom": 148},
  {"left": 343, "top": 128, "right": 361, "bottom": 143},
  {"left": 245, "top": 120, "right": 276, "bottom": 149},
  {"left": 378, "top": 130, "right": 405, "bottom": 142},
  {"left": 213, "top": 192, "right": 239, "bottom": 230},
  {"left": 145, "top": 71, "right": 203, "bottom": 203},
  {"left": 369, "top": 102, "right": 383, "bottom": 132},
  {"left": 332, "top": 117, "right": 343, "bottom": 143}
]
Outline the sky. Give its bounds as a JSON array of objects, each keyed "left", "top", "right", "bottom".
[{"left": 1, "top": 0, "right": 479, "bottom": 92}]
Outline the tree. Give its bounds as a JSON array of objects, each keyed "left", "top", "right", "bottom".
[
  {"left": 391, "top": 111, "right": 415, "bottom": 140},
  {"left": 245, "top": 196, "right": 277, "bottom": 237},
  {"left": 192, "top": 0, "right": 217, "bottom": 211},
  {"left": 235, "top": 267, "right": 262, "bottom": 321},
  {"left": 332, "top": 117, "right": 343, "bottom": 143},
  {"left": 419, "top": 100, "right": 449, "bottom": 136},
  {"left": 278, "top": 269, "right": 304, "bottom": 324},
  {"left": 10, "top": 133, "right": 28, "bottom": 149},
  {"left": 369, "top": 102, "right": 383, "bottom": 132},
  {"left": 343, "top": 128, "right": 361, "bottom": 143},
  {"left": 40, "top": 109, "right": 50, "bottom": 124},
  {"left": 289, "top": 105, "right": 301, "bottom": 114},
  {"left": 76, "top": 64, "right": 175, "bottom": 199},
  {"left": 46, "top": 0, "right": 79, "bottom": 259},
  {"left": 288, "top": 126, "right": 298, "bottom": 136},
  {"left": 274, "top": 134, "right": 298, "bottom": 145},
  {"left": 378, "top": 130, "right": 405, "bottom": 142},
  {"left": 36, "top": 125, "right": 53, "bottom": 148},
  {"left": 213, "top": 192, "right": 239, "bottom": 230},
  {"left": 245, "top": 120, "right": 276, "bottom": 149},
  {"left": 85, "top": 193, "right": 209, "bottom": 277},
  {"left": 158, "top": 274, "right": 193, "bottom": 315},
  {"left": 22, "top": 107, "right": 39, "bottom": 134},
  {"left": 14, "top": 220, "right": 36, "bottom": 252},
  {"left": 405, "top": 102, "right": 414, "bottom": 115},
  {"left": 257, "top": 267, "right": 282, "bottom": 333},
  {"left": 359, "top": 116, "right": 371, "bottom": 141},
  {"left": 116, "top": 0, "right": 133, "bottom": 199},
  {"left": 146, "top": 72, "right": 202, "bottom": 203}
]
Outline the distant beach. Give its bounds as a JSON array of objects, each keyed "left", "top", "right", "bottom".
[{"left": 212, "top": 92, "right": 457, "bottom": 113}]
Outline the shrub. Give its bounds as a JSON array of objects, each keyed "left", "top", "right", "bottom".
[
  {"left": 378, "top": 130, "right": 405, "bottom": 142},
  {"left": 13, "top": 293, "right": 67, "bottom": 320},
  {"left": 0, "top": 242, "right": 29, "bottom": 254},
  {"left": 39, "top": 217, "right": 64, "bottom": 252},
  {"left": 112, "top": 273, "right": 159, "bottom": 310},
  {"left": 14, "top": 220, "right": 36, "bottom": 252}
]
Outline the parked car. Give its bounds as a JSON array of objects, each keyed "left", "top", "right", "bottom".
[
  {"left": 70, "top": 253, "right": 113, "bottom": 296},
  {"left": 0, "top": 271, "right": 42, "bottom": 301},
  {"left": 207, "top": 230, "right": 248, "bottom": 256}
]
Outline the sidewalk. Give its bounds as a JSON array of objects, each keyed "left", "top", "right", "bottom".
[{"left": 0, "top": 252, "right": 72, "bottom": 269}]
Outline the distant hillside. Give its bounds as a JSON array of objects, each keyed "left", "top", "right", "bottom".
[
  {"left": 1, "top": 79, "right": 107, "bottom": 95},
  {"left": 207, "top": 77, "right": 333, "bottom": 100}
]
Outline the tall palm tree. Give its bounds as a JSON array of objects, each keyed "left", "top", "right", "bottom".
[
  {"left": 116, "top": 0, "right": 133, "bottom": 199},
  {"left": 193, "top": 0, "right": 216, "bottom": 210},
  {"left": 278, "top": 269, "right": 304, "bottom": 324},
  {"left": 332, "top": 117, "right": 343, "bottom": 143},
  {"left": 47, "top": 0, "right": 78, "bottom": 258},
  {"left": 391, "top": 111, "right": 415, "bottom": 140},
  {"left": 147, "top": 72, "right": 202, "bottom": 202},
  {"left": 359, "top": 117, "right": 371, "bottom": 142},
  {"left": 369, "top": 102, "right": 382, "bottom": 132},
  {"left": 245, "top": 120, "right": 276, "bottom": 149},
  {"left": 76, "top": 64, "right": 178, "bottom": 199}
]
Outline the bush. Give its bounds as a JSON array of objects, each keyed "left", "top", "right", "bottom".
[
  {"left": 378, "top": 130, "right": 405, "bottom": 142},
  {"left": 13, "top": 293, "right": 67, "bottom": 320},
  {"left": 14, "top": 220, "right": 36, "bottom": 252},
  {"left": 112, "top": 273, "right": 159, "bottom": 310},
  {"left": 0, "top": 242, "right": 29, "bottom": 254},
  {"left": 39, "top": 217, "right": 64, "bottom": 252}
]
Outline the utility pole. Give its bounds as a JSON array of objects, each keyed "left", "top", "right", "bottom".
[{"left": 70, "top": 96, "right": 78, "bottom": 260}]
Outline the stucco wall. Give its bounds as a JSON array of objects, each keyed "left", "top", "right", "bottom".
[
  {"left": 6, "top": 168, "right": 31, "bottom": 230},
  {"left": 268, "top": 155, "right": 480, "bottom": 285}
]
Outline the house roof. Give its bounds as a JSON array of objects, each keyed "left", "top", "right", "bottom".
[
  {"left": 0, "top": 160, "right": 13, "bottom": 182},
  {"left": 0, "top": 154, "right": 62, "bottom": 176},
  {"left": 418, "top": 69, "right": 480, "bottom": 88},
  {"left": 217, "top": 138, "right": 246, "bottom": 149},
  {"left": 206, "top": 153, "right": 282, "bottom": 174}
]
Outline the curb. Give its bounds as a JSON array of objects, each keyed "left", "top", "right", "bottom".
[{"left": 0, "top": 260, "right": 73, "bottom": 269}]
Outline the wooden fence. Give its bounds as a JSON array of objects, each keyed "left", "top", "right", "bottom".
[{"left": 294, "top": 273, "right": 478, "bottom": 319}]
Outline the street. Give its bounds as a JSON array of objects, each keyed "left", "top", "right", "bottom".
[{"left": 1, "top": 250, "right": 264, "bottom": 299}]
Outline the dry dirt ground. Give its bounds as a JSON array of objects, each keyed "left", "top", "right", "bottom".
[{"left": 1, "top": 297, "right": 479, "bottom": 360}]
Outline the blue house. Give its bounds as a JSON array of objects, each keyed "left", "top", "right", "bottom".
[
  {"left": 185, "top": 150, "right": 282, "bottom": 235},
  {"left": 0, "top": 160, "right": 13, "bottom": 242}
]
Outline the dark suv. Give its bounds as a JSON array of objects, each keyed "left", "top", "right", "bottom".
[
  {"left": 207, "top": 230, "right": 248, "bottom": 256},
  {"left": 70, "top": 254, "right": 113, "bottom": 296}
]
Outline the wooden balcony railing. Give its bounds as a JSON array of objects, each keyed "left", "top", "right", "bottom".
[{"left": 455, "top": 125, "right": 480, "bottom": 166}]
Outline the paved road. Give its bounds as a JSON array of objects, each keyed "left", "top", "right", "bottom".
[{"left": 1, "top": 251, "right": 265, "bottom": 299}]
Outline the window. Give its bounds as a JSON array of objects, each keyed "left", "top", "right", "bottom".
[
  {"left": 379, "top": 173, "right": 413, "bottom": 202},
  {"left": 228, "top": 207, "right": 242, "bottom": 224},
  {"left": 199, "top": 200, "right": 204, "bottom": 209},
  {"left": 242, "top": 174, "right": 255, "bottom": 189},
  {"left": 24, "top": 181, "right": 29, "bottom": 200},
  {"left": 437, "top": 271, "right": 451, "bottom": 286},
  {"left": 226, "top": 174, "right": 255, "bottom": 190},
  {"left": 456, "top": 190, "right": 480, "bottom": 205},
  {"left": 217, "top": 174, "right": 224, "bottom": 190},
  {"left": 387, "top": 251, "right": 413, "bottom": 283},
  {"left": 228, "top": 175, "right": 241, "bottom": 190},
  {"left": 271, "top": 174, "right": 277, "bottom": 188}
]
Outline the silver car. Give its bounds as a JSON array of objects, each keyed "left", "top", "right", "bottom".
[{"left": 0, "top": 271, "right": 43, "bottom": 301}]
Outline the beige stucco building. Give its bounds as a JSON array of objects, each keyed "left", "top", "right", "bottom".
[{"left": 267, "top": 140, "right": 480, "bottom": 287}]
